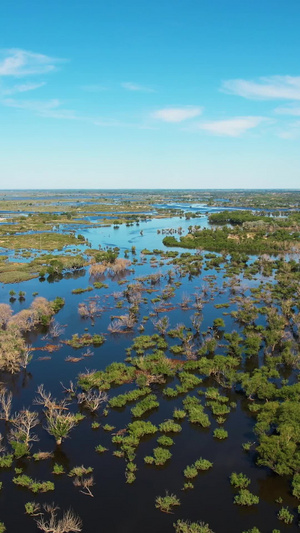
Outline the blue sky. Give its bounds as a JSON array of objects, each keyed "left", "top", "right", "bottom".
[{"left": 0, "top": 0, "right": 300, "bottom": 189}]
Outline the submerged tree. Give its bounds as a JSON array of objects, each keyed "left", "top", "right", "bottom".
[{"left": 36, "top": 504, "right": 82, "bottom": 533}]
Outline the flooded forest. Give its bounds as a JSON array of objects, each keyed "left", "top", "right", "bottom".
[{"left": 1, "top": 189, "right": 300, "bottom": 533}]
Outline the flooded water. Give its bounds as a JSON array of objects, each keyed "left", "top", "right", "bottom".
[{"left": 0, "top": 192, "right": 299, "bottom": 533}]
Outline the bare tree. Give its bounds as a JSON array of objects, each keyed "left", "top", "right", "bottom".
[
  {"left": 190, "top": 314, "right": 202, "bottom": 334},
  {"left": 0, "top": 388, "right": 12, "bottom": 421},
  {"left": 180, "top": 292, "right": 191, "bottom": 309},
  {"left": 20, "top": 346, "right": 32, "bottom": 369},
  {"left": 10, "top": 409, "right": 39, "bottom": 449},
  {"left": 193, "top": 292, "right": 204, "bottom": 311},
  {"left": 47, "top": 320, "right": 65, "bottom": 339},
  {"left": 182, "top": 335, "right": 196, "bottom": 360},
  {"left": 77, "top": 390, "right": 108, "bottom": 412},
  {"left": 34, "top": 385, "right": 69, "bottom": 414},
  {"left": 34, "top": 385, "right": 75, "bottom": 445},
  {"left": 0, "top": 303, "right": 13, "bottom": 328},
  {"left": 108, "top": 314, "right": 136, "bottom": 333},
  {"left": 78, "top": 300, "right": 101, "bottom": 320},
  {"left": 61, "top": 381, "right": 76, "bottom": 396},
  {"left": 82, "top": 348, "right": 93, "bottom": 358},
  {"left": 73, "top": 475, "right": 94, "bottom": 497},
  {"left": 152, "top": 316, "right": 170, "bottom": 335},
  {"left": 36, "top": 504, "right": 82, "bottom": 533}
]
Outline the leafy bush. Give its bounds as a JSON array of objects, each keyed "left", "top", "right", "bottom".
[
  {"left": 194, "top": 458, "right": 213, "bottom": 471},
  {"left": 213, "top": 428, "right": 228, "bottom": 439},
  {"left": 52, "top": 463, "right": 64, "bottom": 475},
  {"left": 234, "top": 489, "right": 259, "bottom": 506},
  {"left": 173, "top": 519, "right": 214, "bottom": 533},
  {"left": 183, "top": 465, "right": 198, "bottom": 479},
  {"left": 155, "top": 492, "right": 180, "bottom": 513},
  {"left": 0, "top": 454, "right": 13, "bottom": 468},
  {"left": 131, "top": 394, "right": 159, "bottom": 417},
  {"left": 157, "top": 435, "right": 174, "bottom": 447},
  {"left": 277, "top": 506, "right": 293, "bottom": 524},
  {"left": 95, "top": 445, "right": 108, "bottom": 453},
  {"left": 13, "top": 475, "right": 54, "bottom": 493},
  {"left": 230, "top": 472, "right": 251, "bottom": 489},
  {"left": 159, "top": 419, "right": 182, "bottom": 433}
]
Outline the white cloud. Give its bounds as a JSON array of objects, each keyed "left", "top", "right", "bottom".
[
  {"left": 153, "top": 106, "right": 203, "bottom": 123},
  {"left": 0, "top": 49, "right": 63, "bottom": 77},
  {"left": 222, "top": 76, "right": 300, "bottom": 100},
  {"left": 1, "top": 82, "right": 46, "bottom": 95},
  {"left": 195, "top": 116, "right": 266, "bottom": 137},
  {"left": 121, "top": 82, "right": 155, "bottom": 92},
  {"left": 274, "top": 104, "right": 300, "bottom": 116},
  {"left": 2, "top": 98, "right": 146, "bottom": 128},
  {"left": 2, "top": 98, "right": 78, "bottom": 120}
]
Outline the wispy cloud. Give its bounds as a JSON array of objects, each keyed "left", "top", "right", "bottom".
[
  {"left": 274, "top": 104, "right": 300, "bottom": 116},
  {"left": 2, "top": 98, "right": 79, "bottom": 120},
  {"left": 153, "top": 106, "right": 202, "bottom": 123},
  {"left": 277, "top": 121, "right": 300, "bottom": 139},
  {"left": 195, "top": 116, "right": 266, "bottom": 137},
  {"left": 0, "top": 49, "right": 63, "bottom": 77},
  {"left": 1, "top": 97, "right": 150, "bottom": 128},
  {"left": 222, "top": 76, "right": 300, "bottom": 100},
  {"left": 81, "top": 84, "right": 108, "bottom": 92},
  {"left": 121, "top": 82, "right": 155, "bottom": 92},
  {"left": 1, "top": 82, "right": 46, "bottom": 95}
]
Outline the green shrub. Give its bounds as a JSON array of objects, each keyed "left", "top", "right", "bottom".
[
  {"left": 157, "top": 435, "right": 174, "bottom": 447},
  {"left": 24, "top": 502, "right": 41, "bottom": 516},
  {"left": 155, "top": 492, "right": 180, "bottom": 513},
  {"left": 184, "top": 465, "right": 198, "bottom": 479},
  {"left": 159, "top": 419, "right": 182, "bottom": 433},
  {"left": 13, "top": 475, "right": 54, "bottom": 493},
  {"left": 173, "top": 409, "right": 186, "bottom": 420},
  {"left": 95, "top": 445, "right": 108, "bottom": 453},
  {"left": 230, "top": 472, "right": 251, "bottom": 489},
  {"left": 0, "top": 454, "right": 13, "bottom": 468},
  {"left": 52, "top": 463, "right": 64, "bottom": 475},
  {"left": 109, "top": 387, "right": 151, "bottom": 408},
  {"left": 213, "top": 428, "right": 228, "bottom": 439},
  {"left": 173, "top": 519, "right": 214, "bottom": 532},
  {"left": 131, "top": 394, "right": 159, "bottom": 417},
  {"left": 194, "top": 458, "right": 213, "bottom": 471},
  {"left": 277, "top": 506, "right": 293, "bottom": 524},
  {"left": 234, "top": 489, "right": 259, "bottom": 506}
]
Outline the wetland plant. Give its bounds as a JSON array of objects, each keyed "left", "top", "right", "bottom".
[
  {"left": 173, "top": 520, "right": 214, "bottom": 533},
  {"left": 234, "top": 489, "right": 259, "bottom": 506},
  {"left": 213, "top": 428, "right": 228, "bottom": 440},
  {"left": 35, "top": 504, "right": 82, "bottom": 533},
  {"left": 230, "top": 472, "right": 251, "bottom": 489},
  {"left": 277, "top": 506, "right": 293, "bottom": 524},
  {"left": 155, "top": 492, "right": 180, "bottom": 513}
]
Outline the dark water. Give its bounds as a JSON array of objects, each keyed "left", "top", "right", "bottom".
[{"left": 0, "top": 204, "right": 299, "bottom": 533}]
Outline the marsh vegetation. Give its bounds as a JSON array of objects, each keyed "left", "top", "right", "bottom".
[{"left": 1, "top": 189, "right": 300, "bottom": 532}]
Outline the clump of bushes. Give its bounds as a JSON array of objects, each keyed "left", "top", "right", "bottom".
[
  {"left": 65, "top": 333, "right": 105, "bottom": 348},
  {"left": 144, "top": 447, "right": 172, "bottom": 466},
  {"left": 234, "top": 489, "right": 259, "bottom": 506},
  {"left": 13, "top": 474, "right": 54, "bottom": 493},
  {"left": 155, "top": 492, "right": 180, "bottom": 513},
  {"left": 173, "top": 520, "right": 214, "bottom": 533},
  {"left": 130, "top": 394, "right": 159, "bottom": 417}
]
